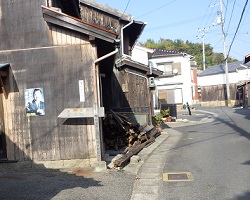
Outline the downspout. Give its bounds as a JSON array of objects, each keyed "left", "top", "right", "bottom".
[
  {"left": 94, "top": 48, "right": 119, "bottom": 64},
  {"left": 121, "top": 20, "right": 134, "bottom": 57},
  {"left": 93, "top": 44, "right": 119, "bottom": 162}
]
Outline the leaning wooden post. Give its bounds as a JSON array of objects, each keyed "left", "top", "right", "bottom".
[{"left": 93, "top": 62, "right": 102, "bottom": 162}]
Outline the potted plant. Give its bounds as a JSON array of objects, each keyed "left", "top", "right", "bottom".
[
  {"left": 152, "top": 113, "right": 163, "bottom": 132},
  {"left": 160, "top": 109, "right": 172, "bottom": 122},
  {"left": 160, "top": 109, "right": 170, "bottom": 118}
]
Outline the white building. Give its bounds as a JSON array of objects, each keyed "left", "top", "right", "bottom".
[
  {"left": 131, "top": 45, "right": 154, "bottom": 66},
  {"left": 148, "top": 49, "right": 196, "bottom": 109}
]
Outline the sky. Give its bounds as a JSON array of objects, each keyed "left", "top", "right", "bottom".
[{"left": 96, "top": 0, "right": 250, "bottom": 61}]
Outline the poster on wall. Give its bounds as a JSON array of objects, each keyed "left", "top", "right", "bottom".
[{"left": 25, "top": 88, "right": 45, "bottom": 116}]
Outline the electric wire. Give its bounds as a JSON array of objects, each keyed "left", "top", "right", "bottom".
[
  {"left": 197, "top": 0, "right": 213, "bottom": 29},
  {"left": 225, "top": 0, "right": 236, "bottom": 35},
  {"left": 119, "top": 0, "right": 131, "bottom": 20},
  {"left": 226, "top": 0, "right": 249, "bottom": 59},
  {"left": 135, "top": 0, "right": 177, "bottom": 19}
]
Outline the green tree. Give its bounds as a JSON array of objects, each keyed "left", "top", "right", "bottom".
[{"left": 141, "top": 38, "right": 238, "bottom": 70}]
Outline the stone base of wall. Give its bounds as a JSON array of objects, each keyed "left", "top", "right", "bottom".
[
  {"left": 201, "top": 100, "right": 237, "bottom": 107},
  {"left": 0, "top": 158, "right": 107, "bottom": 172}
]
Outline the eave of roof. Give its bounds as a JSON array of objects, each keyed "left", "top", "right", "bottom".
[
  {"left": 116, "top": 57, "right": 162, "bottom": 77},
  {"left": 41, "top": 6, "right": 118, "bottom": 43},
  {"left": 0, "top": 63, "right": 10, "bottom": 69},
  {"left": 244, "top": 53, "right": 250, "bottom": 64}
]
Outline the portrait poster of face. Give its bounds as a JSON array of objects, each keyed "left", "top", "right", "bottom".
[{"left": 25, "top": 88, "right": 45, "bottom": 116}]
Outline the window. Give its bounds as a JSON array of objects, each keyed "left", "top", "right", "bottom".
[
  {"left": 157, "top": 62, "right": 173, "bottom": 75},
  {"left": 157, "top": 62, "right": 182, "bottom": 75},
  {"left": 158, "top": 89, "right": 183, "bottom": 104}
]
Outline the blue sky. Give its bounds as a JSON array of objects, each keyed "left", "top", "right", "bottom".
[{"left": 97, "top": 0, "right": 250, "bottom": 61}]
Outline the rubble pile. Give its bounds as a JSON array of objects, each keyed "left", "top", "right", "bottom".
[{"left": 103, "top": 110, "right": 161, "bottom": 167}]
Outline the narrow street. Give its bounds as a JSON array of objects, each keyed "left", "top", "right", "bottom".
[{"left": 163, "top": 107, "right": 250, "bottom": 200}]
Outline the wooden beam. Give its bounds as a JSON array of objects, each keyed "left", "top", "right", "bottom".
[
  {"left": 0, "top": 76, "right": 7, "bottom": 99},
  {"left": 42, "top": 6, "right": 118, "bottom": 43},
  {"left": 0, "top": 71, "right": 8, "bottom": 77}
]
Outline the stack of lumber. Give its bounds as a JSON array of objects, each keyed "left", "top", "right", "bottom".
[{"left": 103, "top": 110, "right": 161, "bottom": 167}]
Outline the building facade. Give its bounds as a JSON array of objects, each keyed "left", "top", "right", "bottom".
[
  {"left": 148, "top": 49, "right": 197, "bottom": 109},
  {"left": 0, "top": 0, "right": 159, "bottom": 167},
  {"left": 198, "top": 61, "right": 250, "bottom": 107}
]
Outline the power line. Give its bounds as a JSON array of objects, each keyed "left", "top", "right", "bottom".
[
  {"left": 226, "top": 0, "right": 249, "bottom": 59},
  {"left": 225, "top": 0, "right": 236, "bottom": 35},
  {"left": 135, "top": 0, "right": 177, "bottom": 19},
  {"left": 198, "top": 0, "right": 213, "bottom": 28},
  {"left": 145, "top": 15, "right": 209, "bottom": 32},
  {"left": 120, "top": 0, "right": 131, "bottom": 20}
]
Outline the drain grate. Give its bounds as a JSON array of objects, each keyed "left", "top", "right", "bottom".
[{"left": 163, "top": 172, "right": 194, "bottom": 182}]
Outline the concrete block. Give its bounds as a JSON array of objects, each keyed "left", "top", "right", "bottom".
[
  {"left": 130, "top": 155, "right": 140, "bottom": 163},
  {"left": 93, "top": 161, "right": 107, "bottom": 172}
]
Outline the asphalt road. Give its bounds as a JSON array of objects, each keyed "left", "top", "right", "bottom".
[
  {"left": 162, "top": 107, "right": 250, "bottom": 200},
  {"left": 0, "top": 166, "right": 135, "bottom": 200}
]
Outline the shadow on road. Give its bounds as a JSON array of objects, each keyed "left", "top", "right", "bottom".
[
  {"left": 234, "top": 191, "right": 250, "bottom": 200},
  {"left": 233, "top": 108, "right": 250, "bottom": 120},
  {"left": 242, "top": 160, "right": 250, "bottom": 165},
  {"left": 0, "top": 163, "right": 102, "bottom": 200}
]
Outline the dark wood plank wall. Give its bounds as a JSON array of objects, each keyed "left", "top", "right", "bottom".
[
  {"left": 0, "top": 44, "right": 97, "bottom": 161},
  {"left": 201, "top": 84, "right": 237, "bottom": 102},
  {"left": 109, "top": 69, "right": 150, "bottom": 113},
  {"left": 80, "top": 4, "right": 121, "bottom": 34},
  {"left": 0, "top": 0, "right": 98, "bottom": 161},
  {"left": 0, "top": 0, "right": 51, "bottom": 50}
]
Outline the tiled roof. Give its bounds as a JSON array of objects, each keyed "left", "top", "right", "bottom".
[
  {"left": 151, "top": 49, "right": 186, "bottom": 58},
  {"left": 198, "top": 61, "right": 250, "bottom": 76}
]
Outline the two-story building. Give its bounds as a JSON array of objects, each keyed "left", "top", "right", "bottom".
[
  {"left": 0, "top": 0, "right": 161, "bottom": 169},
  {"left": 148, "top": 49, "right": 198, "bottom": 110}
]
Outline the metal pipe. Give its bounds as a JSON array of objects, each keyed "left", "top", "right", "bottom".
[
  {"left": 94, "top": 48, "right": 118, "bottom": 64},
  {"left": 121, "top": 20, "right": 133, "bottom": 56}
]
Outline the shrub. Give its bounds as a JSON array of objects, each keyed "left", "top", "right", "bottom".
[
  {"left": 152, "top": 113, "right": 163, "bottom": 126},
  {"left": 160, "top": 109, "right": 170, "bottom": 117}
]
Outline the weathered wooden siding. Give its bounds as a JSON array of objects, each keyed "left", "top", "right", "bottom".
[
  {"left": 0, "top": 43, "right": 97, "bottom": 161},
  {"left": 107, "top": 69, "right": 150, "bottom": 113},
  {"left": 80, "top": 4, "right": 121, "bottom": 34},
  {"left": 49, "top": 25, "right": 89, "bottom": 46},
  {"left": 0, "top": 0, "right": 99, "bottom": 161},
  {"left": 0, "top": 44, "right": 95, "bottom": 160},
  {"left": 0, "top": 0, "right": 51, "bottom": 50},
  {"left": 200, "top": 84, "right": 237, "bottom": 106}
]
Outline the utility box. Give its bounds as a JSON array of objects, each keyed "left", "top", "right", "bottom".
[{"left": 148, "top": 77, "right": 155, "bottom": 88}]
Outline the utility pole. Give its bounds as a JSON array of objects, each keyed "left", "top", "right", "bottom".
[
  {"left": 197, "top": 28, "right": 209, "bottom": 70},
  {"left": 219, "top": 0, "right": 231, "bottom": 107}
]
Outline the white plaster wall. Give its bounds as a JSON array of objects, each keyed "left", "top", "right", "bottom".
[
  {"left": 198, "top": 68, "right": 250, "bottom": 87},
  {"left": 131, "top": 45, "right": 153, "bottom": 65},
  {"left": 150, "top": 55, "right": 193, "bottom": 106}
]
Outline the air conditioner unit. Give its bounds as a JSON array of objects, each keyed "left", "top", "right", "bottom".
[{"left": 148, "top": 77, "right": 155, "bottom": 88}]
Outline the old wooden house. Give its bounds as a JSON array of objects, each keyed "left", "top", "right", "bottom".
[{"left": 0, "top": 0, "right": 160, "bottom": 168}]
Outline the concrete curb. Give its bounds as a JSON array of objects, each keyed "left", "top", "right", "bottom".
[{"left": 129, "top": 128, "right": 182, "bottom": 200}]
